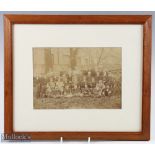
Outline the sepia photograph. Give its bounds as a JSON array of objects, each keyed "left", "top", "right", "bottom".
[{"left": 33, "top": 47, "right": 122, "bottom": 109}]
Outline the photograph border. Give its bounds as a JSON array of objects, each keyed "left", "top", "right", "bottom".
[
  {"left": 4, "top": 15, "right": 152, "bottom": 141},
  {"left": 33, "top": 47, "right": 122, "bottom": 109}
]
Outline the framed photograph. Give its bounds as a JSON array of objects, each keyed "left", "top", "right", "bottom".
[{"left": 4, "top": 15, "right": 152, "bottom": 141}]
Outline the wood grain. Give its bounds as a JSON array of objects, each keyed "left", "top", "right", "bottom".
[
  {"left": 4, "top": 15, "right": 13, "bottom": 134},
  {"left": 4, "top": 15, "right": 152, "bottom": 141}
]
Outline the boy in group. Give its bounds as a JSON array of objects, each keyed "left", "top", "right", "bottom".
[
  {"left": 83, "top": 84, "right": 91, "bottom": 97},
  {"left": 72, "top": 82, "right": 81, "bottom": 96},
  {"left": 48, "top": 77, "right": 56, "bottom": 97},
  {"left": 64, "top": 81, "right": 73, "bottom": 97},
  {"left": 39, "top": 75, "right": 47, "bottom": 98},
  {"left": 79, "top": 75, "right": 87, "bottom": 94},
  {"left": 46, "top": 82, "right": 52, "bottom": 98},
  {"left": 94, "top": 80, "right": 106, "bottom": 97},
  {"left": 55, "top": 77, "right": 64, "bottom": 97},
  {"left": 90, "top": 77, "right": 97, "bottom": 96}
]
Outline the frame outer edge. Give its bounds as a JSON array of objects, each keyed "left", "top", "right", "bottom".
[
  {"left": 4, "top": 15, "right": 13, "bottom": 134},
  {"left": 142, "top": 16, "right": 152, "bottom": 140},
  {"left": 3, "top": 15, "right": 152, "bottom": 141}
]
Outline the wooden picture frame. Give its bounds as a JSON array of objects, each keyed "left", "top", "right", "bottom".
[{"left": 4, "top": 15, "right": 152, "bottom": 141}]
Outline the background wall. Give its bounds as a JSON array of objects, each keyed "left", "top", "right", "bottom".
[{"left": 0, "top": 11, "right": 154, "bottom": 143}]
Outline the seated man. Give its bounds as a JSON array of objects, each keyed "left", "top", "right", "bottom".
[
  {"left": 90, "top": 77, "right": 96, "bottom": 96},
  {"left": 72, "top": 83, "right": 80, "bottom": 96},
  {"left": 46, "top": 82, "right": 52, "bottom": 98},
  {"left": 56, "top": 78, "right": 64, "bottom": 97},
  {"left": 104, "top": 85, "right": 112, "bottom": 97},
  {"left": 79, "top": 75, "right": 87, "bottom": 93},
  {"left": 49, "top": 78, "right": 56, "bottom": 97},
  {"left": 94, "top": 80, "right": 105, "bottom": 97},
  {"left": 83, "top": 84, "right": 91, "bottom": 97},
  {"left": 64, "top": 83, "right": 73, "bottom": 97}
]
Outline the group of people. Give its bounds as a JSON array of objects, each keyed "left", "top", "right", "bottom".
[{"left": 34, "top": 69, "right": 121, "bottom": 99}]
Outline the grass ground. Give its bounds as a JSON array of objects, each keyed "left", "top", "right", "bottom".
[{"left": 34, "top": 96, "right": 121, "bottom": 109}]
